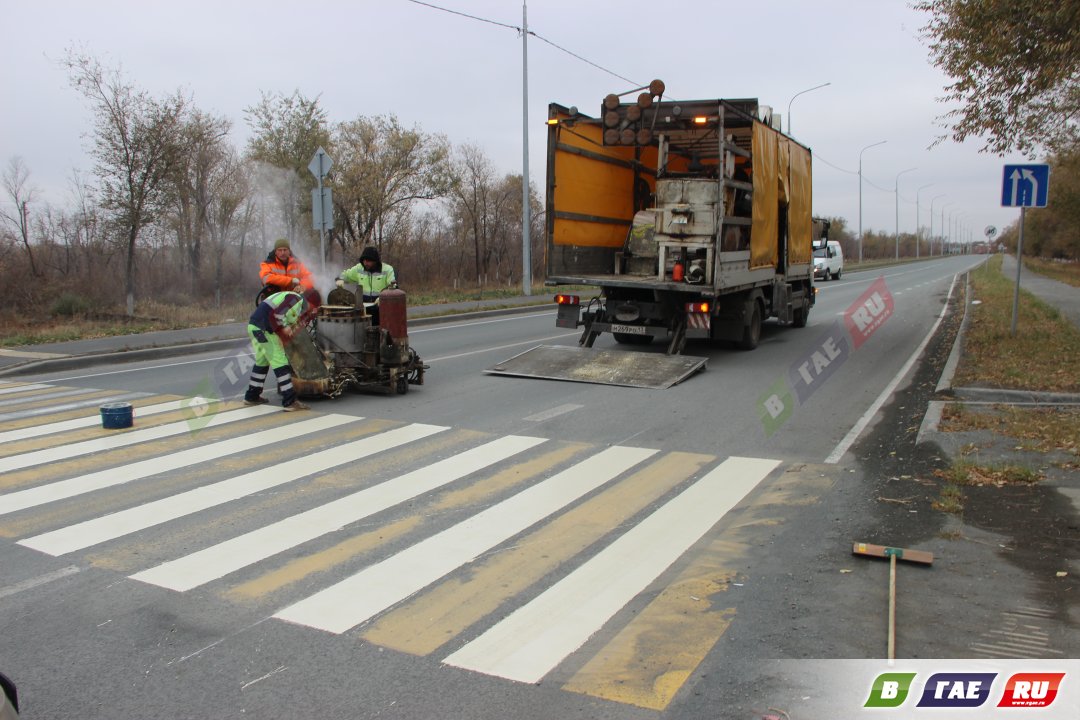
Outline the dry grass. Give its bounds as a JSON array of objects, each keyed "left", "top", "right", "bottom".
[
  {"left": 954, "top": 256, "right": 1080, "bottom": 392},
  {"left": 1024, "top": 257, "right": 1080, "bottom": 288},
  {"left": 934, "top": 461, "right": 1043, "bottom": 487},
  {"left": 940, "top": 404, "right": 1080, "bottom": 457}
]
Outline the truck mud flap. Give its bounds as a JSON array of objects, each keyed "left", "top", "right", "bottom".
[{"left": 484, "top": 345, "right": 706, "bottom": 389}]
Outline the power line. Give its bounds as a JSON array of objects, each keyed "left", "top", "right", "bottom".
[{"left": 404, "top": 0, "right": 642, "bottom": 88}]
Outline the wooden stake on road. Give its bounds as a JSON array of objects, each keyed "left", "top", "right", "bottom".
[{"left": 852, "top": 542, "right": 934, "bottom": 660}]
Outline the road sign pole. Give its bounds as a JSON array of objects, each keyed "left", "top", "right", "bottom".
[
  {"left": 317, "top": 162, "right": 326, "bottom": 275},
  {"left": 1011, "top": 207, "right": 1026, "bottom": 336}
]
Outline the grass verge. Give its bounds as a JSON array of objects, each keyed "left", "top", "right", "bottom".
[
  {"left": 1023, "top": 257, "right": 1080, "bottom": 288},
  {"left": 953, "top": 255, "right": 1080, "bottom": 392}
]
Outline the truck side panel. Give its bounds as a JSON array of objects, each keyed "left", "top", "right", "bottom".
[{"left": 750, "top": 122, "right": 779, "bottom": 270}]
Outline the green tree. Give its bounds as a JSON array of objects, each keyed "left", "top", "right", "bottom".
[
  {"left": 63, "top": 49, "right": 189, "bottom": 315},
  {"left": 917, "top": 1, "right": 1080, "bottom": 155}
]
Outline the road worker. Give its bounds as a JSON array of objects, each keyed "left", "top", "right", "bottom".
[
  {"left": 259, "top": 238, "right": 314, "bottom": 301},
  {"left": 244, "top": 290, "right": 310, "bottom": 411},
  {"left": 336, "top": 245, "right": 397, "bottom": 323}
]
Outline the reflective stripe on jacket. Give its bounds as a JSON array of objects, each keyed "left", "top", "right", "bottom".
[
  {"left": 340, "top": 262, "right": 396, "bottom": 298},
  {"left": 249, "top": 291, "right": 304, "bottom": 333},
  {"left": 260, "top": 252, "right": 313, "bottom": 290}
]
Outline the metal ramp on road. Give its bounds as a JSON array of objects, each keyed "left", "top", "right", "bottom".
[{"left": 484, "top": 345, "right": 707, "bottom": 389}]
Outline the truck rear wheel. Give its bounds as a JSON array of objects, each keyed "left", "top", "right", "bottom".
[
  {"left": 739, "top": 302, "right": 762, "bottom": 350},
  {"left": 792, "top": 299, "right": 809, "bottom": 328}
]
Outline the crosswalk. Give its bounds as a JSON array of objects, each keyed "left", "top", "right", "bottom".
[{"left": 0, "top": 380, "right": 790, "bottom": 710}]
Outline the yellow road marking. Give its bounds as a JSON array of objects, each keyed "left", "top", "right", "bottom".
[
  {"left": 225, "top": 442, "right": 589, "bottom": 602},
  {"left": 363, "top": 451, "right": 713, "bottom": 656}
]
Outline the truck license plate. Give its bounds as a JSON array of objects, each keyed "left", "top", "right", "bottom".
[{"left": 610, "top": 324, "right": 647, "bottom": 335}]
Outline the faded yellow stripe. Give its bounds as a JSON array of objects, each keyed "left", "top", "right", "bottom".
[
  {"left": 225, "top": 442, "right": 590, "bottom": 602},
  {"left": 362, "top": 451, "right": 713, "bottom": 656},
  {"left": 0, "top": 405, "right": 304, "bottom": 492},
  {"left": 0, "top": 388, "right": 124, "bottom": 415},
  {"left": 3, "top": 419, "right": 396, "bottom": 541},
  {"left": 562, "top": 464, "right": 834, "bottom": 710},
  {"left": 0, "top": 394, "right": 185, "bottom": 432},
  {"left": 562, "top": 540, "right": 745, "bottom": 710}
]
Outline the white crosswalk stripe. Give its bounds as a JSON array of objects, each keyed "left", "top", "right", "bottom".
[
  {"left": 0, "top": 396, "right": 207, "bottom": 444},
  {"left": 0, "top": 413, "right": 355, "bottom": 515},
  {"left": 443, "top": 455, "right": 781, "bottom": 683},
  {"left": 1, "top": 382, "right": 787, "bottom": 706},
  {"left": 0, "top": 402, "right": 279, "bottom": 474},
  {"left": 131, "top": 434, "right": 547, "bottom": 591},
  {"left": 273, "top": 445, "right": 659, "bottom": 633}
]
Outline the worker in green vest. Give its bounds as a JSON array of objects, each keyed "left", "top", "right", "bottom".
[
  {"left": 244, "top": 290, "right": 310, "bottom": 411},
  {"left": 336, "top": 245, "right": 396, "bottom": 323}
]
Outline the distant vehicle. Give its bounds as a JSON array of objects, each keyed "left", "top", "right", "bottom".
[{"left": 813, "top": 240, "right": 843, "bottom": 280}]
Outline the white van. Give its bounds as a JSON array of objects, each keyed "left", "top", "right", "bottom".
[{"left": 813, "top": 240, "right": 844, "bottom": 281}]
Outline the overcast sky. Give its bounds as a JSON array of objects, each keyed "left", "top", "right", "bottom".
[{"left": 2, "top": 0, "right": 1036, "bottom": 244}]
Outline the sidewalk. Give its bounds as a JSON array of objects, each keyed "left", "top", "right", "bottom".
[{"left": 0, "top": 293, "right": 559, "bottom": 378}]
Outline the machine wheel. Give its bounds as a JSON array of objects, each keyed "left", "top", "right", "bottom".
[
  {"left": 739, "top": 301, "right": 762, "bottom": 351},
  {"left": 833, "top": 269, "right": 841, "bottom": 280},
  {"left": 396, "top": 374, "right": 409, "bottom": 395}
]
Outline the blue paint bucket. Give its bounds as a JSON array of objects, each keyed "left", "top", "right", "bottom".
[{"left": 100, "top": 402, "right": 134, "bottom": 429}]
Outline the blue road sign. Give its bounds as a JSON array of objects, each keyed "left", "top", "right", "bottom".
[{"left": 1001, "top": 164, "right": 1050, "bottom": 207}]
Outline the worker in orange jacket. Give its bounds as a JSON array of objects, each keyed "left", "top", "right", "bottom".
[{"left": 260, "top": 238, "right": 314, "bottom": 295}]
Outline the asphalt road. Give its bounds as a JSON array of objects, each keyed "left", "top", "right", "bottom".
[{"left": 3, "top": 255, "right": 1075, "bottom": 719}]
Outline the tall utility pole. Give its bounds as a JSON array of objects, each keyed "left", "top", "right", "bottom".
[
  {"left": 520, "top": 1, "right": 532, "bottom": 295},
  {"left": 894, "top": 167, "right": 916, "bottom": 259},
  {"left": 915, "top": 183, "right": 934, "bottom": 259},
  {"left": 858, "top": 140, "right": 886, "bottom": 263}
]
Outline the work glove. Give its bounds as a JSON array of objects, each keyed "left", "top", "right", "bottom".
[
  {"left": 291, "top": 277, "right": 301, "bottom": 287},
  {"left": 335, "top": 279, "right": 344, "bottom": 288}
]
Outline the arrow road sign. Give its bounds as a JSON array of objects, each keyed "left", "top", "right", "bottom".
[{"left": 1001, "top": 164, "right": 1049, "bottom": 207}]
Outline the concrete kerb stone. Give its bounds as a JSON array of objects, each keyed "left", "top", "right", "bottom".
[
  {"left": 0, "top": 302, "right": 558, "bottom": 378},
  {"left": 918, "top": 266, "right": 1080, "bottom": 450}
]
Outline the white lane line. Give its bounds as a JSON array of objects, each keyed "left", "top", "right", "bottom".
[
  {"left": 0, "top": 392, "right": 147, "bottom": 423},
  {"left": 426, "top": 332, "right": 578, "bottom": 363},
  {"left": 523, "top": 404, "right": 583, "bottom": 422},
  {"left": 0, "top": 403, "right": 278, "bottom": 474},
  {"left": 0, "top": 383, "right": 53, "bottom": 396},
  {"left": 443, "top": 455, "right": 780, "bottom": 683},
  {"left": 0, "top": 414, "right": 356, "bottom": 516},
  {"left": 274, "top": 445, "right": 659, "bottom": 634},
  {"left": 0, "top": 565, "right": 81, "bottom": 600},
  {"left": 131, "top": 435, "right": 545, "bottom": 591},
  {"left": 20, "top": 422, "right": 448, "bottom": 556},
  {"left": 825, "top": 273, "right": 958, "bottom": 464},
  {"left": 0, "top": 397, "right": 209, "bottom": 444}
]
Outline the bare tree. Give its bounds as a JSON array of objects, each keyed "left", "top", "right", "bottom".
[
  {"left": 1, "top": 157, "right": 40, "bottom": 277},
  {"left": 62, "top": 49, "right": 189, "bottom": 315},
  {"left": 332, "top": 114, "right": 452, "bottom": 259}
]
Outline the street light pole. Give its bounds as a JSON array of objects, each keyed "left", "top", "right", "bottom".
[
  {"left": 929, "top": 194, "right": 947, "bottom": 258},
  {"left": 786, "top": 82, "right": 830, "bottom": 136},
  {"left": 520, "top": 1, "right": 532, "bottom": 295},
  {"left": 937, "top": 203, "right": 952, "bottom": 257},
  {"left": 915, "top": 183, "right": 934, "bottom": 259},
  {"left": 894, "top": 167, "right": 917, "bottom": 259},
  {"left": 858, "top": 140, "right": 887, "bottom": 263}
]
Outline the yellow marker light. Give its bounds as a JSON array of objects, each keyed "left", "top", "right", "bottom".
[
  {"left": 693, "top": 116, "right": 708, "bottom": 124},
  {"left": 547, "top": 118, "right": 559, "bottom": 125}
]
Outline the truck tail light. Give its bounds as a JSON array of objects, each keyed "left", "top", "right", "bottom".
[
  {"left": 555, "top": 294, "right": 580, "bottom": 306},
  {"left": 685, "top": 302, "right": 710, "bottom": 313}
]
